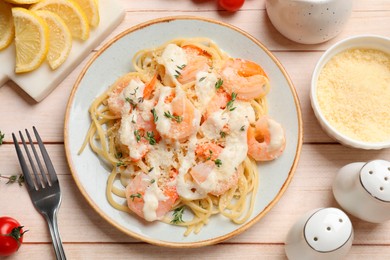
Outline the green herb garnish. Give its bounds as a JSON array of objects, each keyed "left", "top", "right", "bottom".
[
  {"left": 0, "top": 174, "right": 24, "bottom": 186},
  {"left": 177, "top": 64, "right": 186, "bottom": 70},
  {"left": 116, "top": 161, "right": 126, "bottom": 167},
  {"left": 171, "top": 206, "right": 185, "bottom": 224},
  {"left": 206, "top": 150, "right": 213, "bottom": 161},
  {"left": 130, "top": 193, "right": 142, "bottom": 201},
  {"left": 151, "top": 108, "right": 158, "bottom": 122},
  {"left": 125, "top": 97, "right": 137, "bottom": 109},
  {"left": 174, "top": 70, "right": 181, "bottom": 79},
  {"left": 215, "top": 78, "right": 223, "bottom": 89},
  {"left": 0, "top": 131, "right": 4, "bottom": 145},
  {"left": 134, "top": 130, "right": 141, "bottom": 142},
  {"left": 145, "top": 131, "right": 156, "bottom": 145},
  {"left": 130, "top": 86, "right": 139, "bottom": 96},
  {"left": 164, "top": 111, "right": 183, "bottom": 123},
  {"left": 215, "top": 159, "right": 222, "bottom": 167},
  {"left": 226, "top": 92, "right": 237, "bottom": 111}
]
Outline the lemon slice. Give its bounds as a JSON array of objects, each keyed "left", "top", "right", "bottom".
[
  {"left": 35, "top": 10, "right": 72, "bottom": 70},
  {"left": 30, "top": 0, "right": 90, "bottom": 41},
  {"left": 4, "top": 0, "right": 41, "bottom": 4},
  {"left": 72, "top": 0, "right": 99, "bottom": 27},
  {"left": 0, "top": 1, "right": 14, "bottom": 50},
  {"left": 12, "top": 7, "right": 49, "bottom": 73}
]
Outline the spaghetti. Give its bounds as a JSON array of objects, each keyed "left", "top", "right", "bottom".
[{"left": 80, "top": 37, "right": 286, "bottom": 236}]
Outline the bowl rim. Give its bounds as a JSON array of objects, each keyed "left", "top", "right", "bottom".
[{"left": 310, "top": 34, "right": 390, "bottom": 150}]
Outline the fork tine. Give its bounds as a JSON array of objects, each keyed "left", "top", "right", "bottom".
[
  {"left": 18, "top": 130, "right": 43, "bottom": 189},
  {"left": 12, "top": 133, "right": 35, "bottom": 190},
  {"left": 25, "top": 128, "right": 50, "bottom": 186},
  {"left": 33, "top": 126, "right": 58, "bottom": 183}
]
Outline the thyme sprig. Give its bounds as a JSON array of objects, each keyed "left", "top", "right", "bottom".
[
  {"left": 215, "top": 78, "right": 223, "bottom": 89},
  {"left": 134, "top": 130, "right": 141, "bottom": 142},
  {"left": 129, "top": 193, "right": 142, "bottom": 201},
  {"left": 151, "top": 108, "right": 158, "bottom": 122},
  {"left": 164, "top": 111, "right": 183, "bottom": 123},
  {"left": 145, "top": 131, "right": 156, "bottom": 145},
  {"left": 0, "top": 174, "right": 25, "bottom": 186},
  {"left": 0, "top": 130, "right": 4, "bottom": 145},
  {"left": 226, "top": 92, "right": 237, "bottom": 111},
  {"left": 215, "top": 159, "right": 222, "bottom": 167},
  {"left": 171, "top": 206, "right": 185, "bottom": 224}
]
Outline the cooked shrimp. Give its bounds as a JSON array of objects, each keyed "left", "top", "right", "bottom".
[
  {"left": 118, "top": 110, "right": 159, "bottom": 161},
  {"left": 202, "top": 91, "right": 230, "bottom": 120},
  {"left": 155, "top": 88, "right": 200, "bottom": 141},
  {"left": 195, "top": 142, "right": 224, "bottom": 161},
  {"left": 247, "top": 115, "right": 286, "bottom": 161},
  {"left": 107, "top": 74, "right": 157, "bottom": 116},
  {"left": 107, "top": 74, "right": 141, "bottom": 116},
  {"left": 177, "top": 45, "right": 212, "bottom": 84},
  {"left": 220, "top": 58, "right": 269, "bottom": 100},
  {"left": 125, "top": 173, "right": 178, "bottom": 221},
  {"left": 190, "top": 160, "right": 239, "bottom": 196},
  {"left": 169, "top": 96, "right": 197, "bottom": 140},
  {"left": 143, "top": 73, "right": 158, "bottom": 100}
]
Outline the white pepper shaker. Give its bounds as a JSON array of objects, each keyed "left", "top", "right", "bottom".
[
  {"left": 285, "top": 208, "right": 353, "bottom": 260},
  {"left": 333, "top": 159, "right": 390, "bottom": 223}
]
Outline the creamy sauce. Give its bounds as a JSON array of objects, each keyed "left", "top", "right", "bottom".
[
  {"left": 142, "top": 177, "right": 168, "bottom": 221},
  {"left": 118, "top": 79, "right": 149, "bottom": 161},
  {"left": 195, "top": 71, "right": 218, "bottom": 111},
  {"left": 158, "top": 44, "right": 187, "bottom": 86},
  {"left": 176, "top": 101, "right": 255, "bottom": 199},
  {"left": 112, "top": 42, "right": 274, "bottom": 221},
  {"left": 154, "top": 86, "right": 174, "bottom": 136}
]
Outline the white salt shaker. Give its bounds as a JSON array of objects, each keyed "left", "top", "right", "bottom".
[
  {"left": 285, "top": 208, "right": 353, "bottom": 260},
  {"left": 333, "top": 160, "right": 390, "bottom": 223}
]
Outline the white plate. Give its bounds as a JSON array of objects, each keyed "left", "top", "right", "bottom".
[{"left": 64, "top": 16, "right": 303, "bottom": 247}]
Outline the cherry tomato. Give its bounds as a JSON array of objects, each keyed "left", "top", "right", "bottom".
[
  {"left": 219, "top": 0, "right": 245, "bottom": 12},
  {"left": 0, "top": 216, "right": 27, "bottom": 256}
]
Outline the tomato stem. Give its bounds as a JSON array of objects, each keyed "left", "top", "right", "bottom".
[{"left": 2, "top": 226, "right": 28, "bottom": 247}]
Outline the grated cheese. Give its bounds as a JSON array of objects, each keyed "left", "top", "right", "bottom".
[{"left": 317, "top": 48, "right": 390, "bottom": 143}]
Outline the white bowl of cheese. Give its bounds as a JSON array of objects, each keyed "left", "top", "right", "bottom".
[{"left": 311, "top": 35, "right": 390, "bottom": 149}]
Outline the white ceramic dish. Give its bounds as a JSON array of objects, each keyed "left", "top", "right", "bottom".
[
  {"left": 265, "top": 0, "right": 352, "bottom": 44},
  {"left": 64, "top": 16, "right": 303, "bottom": 247},
  {"left": 310, "top": 35, "right": 390, "bottom": 150}
]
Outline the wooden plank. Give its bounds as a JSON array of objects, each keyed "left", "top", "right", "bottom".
[
  {"left": 1, "top": 144, "right": 389, "bottom": 244},
  {"left": 5, "top": 243, "right": 390, "bottom": 260},
  {"left": 127, "top": 0, "right": 390, "bottom": 11},
  {"left": 115, "top": 10, "right": 390, "bottom": 52}
]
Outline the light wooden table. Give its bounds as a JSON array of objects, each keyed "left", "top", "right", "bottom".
[{"left": 1, "top": 0, "right": 389, "bottom": 259}]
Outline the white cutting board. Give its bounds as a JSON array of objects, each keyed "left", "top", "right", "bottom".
[{"left": 0, "top": 0, "right": 125, "bottom": 102}]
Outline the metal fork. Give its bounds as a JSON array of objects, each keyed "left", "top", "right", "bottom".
[{"left": 12, "top": 127, "right": 66, "bottom": 260}]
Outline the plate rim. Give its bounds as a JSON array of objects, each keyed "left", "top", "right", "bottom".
[{"left": 64, "top": 15, "right": 303, "bottom": 248}]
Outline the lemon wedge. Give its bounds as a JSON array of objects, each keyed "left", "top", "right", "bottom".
[
  {"left": 72, "top": 0, "right": 99, "bottom": 27},
  {"left": 12, "top": 7, "right": 49, "bottom": 73},
  {"left": 35, "top": 10, "right": 72, "bottom": 70},
  {"left": 30, "top": 0, "right": 90, "bottom": 41},
  {"left": 0, "top": 1, "right": 14, "bottom": 50}
]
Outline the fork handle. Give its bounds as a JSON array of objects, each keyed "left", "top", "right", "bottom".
[{"left": 43, "top": 210, "right": 67, "bottom": 260}]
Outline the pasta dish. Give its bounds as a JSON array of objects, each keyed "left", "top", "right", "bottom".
[{"left": 80, "top": 37, "right": 286, "bottom": 236}]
